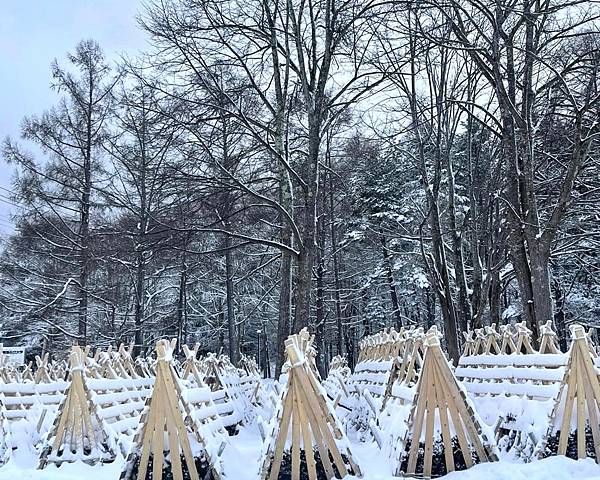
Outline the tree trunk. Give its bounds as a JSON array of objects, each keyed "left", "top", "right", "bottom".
[
  {"left": 328, "top": 148, "right": 345, "bottom": 356},
  {"left": 293, "top": 190, "right": 317, "bottom": 332},
  {"left": 500, "top": 104, "right": 537, "bottom": 337},
  {"left": 292, "top": 77, "right": 321, "bottom": 333},
  {"left": 488, "top": 269, "right": 502, "bottom": 326},
  {"left": 315, "top": 258, "right": 326, "bottom": 377},
  {"left": 78, "top": 89, "right": 93, "bottom": 345},
  {"left": 380, "top": 230, "right": 402, "bottom": 329},
  {"left": 134, "top": 139, "right": 147, "bottom": 356},
  {"left": 552, "top": 277, "right": 568, "bottom": 352},
  {"left": 134, "top": 247, "right": 145, "bottom": 356},
  {"left": 224, "top": 233, "right": 238, "bottom": 363},
  {"left": 332, "top": 242, "right": 344, "bottom": 355},
  {"left": 529, "top": 247, "right": 553, "bottom": 335},
  {"left": 425, "top": 287, "right": 436, "bottom": 330},
  {"left": 275, "top": 250, "right": 292, "bottom": 377},
  {"left": 273, "top": 95, "right": 293, "bottom": 377},
  {"left": 429, "top": 206, "right": 461, "bottom": 362},
  {"left": 314, "top": 194, "right": 327, "bottom": 376},
  {"left": 447, "top": 164, "right": 472, "bottom": 332}
]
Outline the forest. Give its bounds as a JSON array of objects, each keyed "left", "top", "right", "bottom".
[{"left": 1, "top": 0, "right": 599, "bottom": 378}]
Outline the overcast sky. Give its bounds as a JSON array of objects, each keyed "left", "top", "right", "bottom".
[{"left": 0, "top": 0, "right": 147, "bottom": 233}]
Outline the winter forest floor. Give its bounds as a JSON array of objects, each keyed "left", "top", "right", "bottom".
[{"left": 1, "top": 419, "right": 599, "bottom": 480}]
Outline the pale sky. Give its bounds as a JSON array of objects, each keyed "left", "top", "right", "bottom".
[{"left": 0, "top": 0, "right": 147, "bottom": 233}]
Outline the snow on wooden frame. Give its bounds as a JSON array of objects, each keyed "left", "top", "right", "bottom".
[
  {"left": 348, "top": 329, "right": 415, "bottom": 401},
  {"left": 0, "top": 398, "right": 10, "bottom": 467},
  {"left": 38, "top": 346, "right": 116, "bottom": 468},
  {"left": 395, "top": 327, "right": 498, "bottom": 478},
  {"left": 342, "top": 327, "right": 425, "bottom": 435},
  {"left": 120, "top": 339, "right": 226, "bottom": 480},
  {"left": 203, "top": 353, "right": 255, "bottom": 427},
  {"left": 322, "top": 355, "right": 351, "bottom": 408},
  {"left": 455, "top": 320, "right": 583, "bottom": 459},
  {"left": 537, "top": 324, "right": 600, "bottom": 463},
  {"left": 180, "top": 344, "right": 204, "bottom": 387},
  {"left": 260, "top": 329, "right": 361, "bottom": 480},
  {"left": 237, "top": 354, "right": 265, "bottom": 405}
]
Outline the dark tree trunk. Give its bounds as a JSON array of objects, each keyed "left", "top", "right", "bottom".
[
  {"left": 224, "top": 233, "right": 238, "bottom": 363},
  {"left": 328, "top": 152, "right": 345, "bottom": 356},
  {"left": 78, "top": 90, "right": 93, "bottom": 345},
  {"left": 292, "top": 85, "right": 322, "bottom": 334},
  {"left": 380, "top": 230, "right": 403, "bottom": 329},
  {"left": 488, "top": 269, "right": 502, "bottom": 326},
  {"left": 315, "top": 260, "right": 326, "bottom": 376},
  {"left": 134, "top": 247, "right": 145, "bottom": 356},
  {"left": 314, "top": 197, "right": 327, "bottom": 376},
  {"left": 275, "top": 249, "right": 292, "bottom": 377},
  {"left": 176, "top": 257, "right": 188, "bottom": 351},
  {"left": 273, "top": 98, "right": 293, "bottom": 377},
  {"left": 293, "top": 229, "right": 316, "bottom": 333},
  {"left": 552, "top": 277, "right": 568, "bottom": 352}
]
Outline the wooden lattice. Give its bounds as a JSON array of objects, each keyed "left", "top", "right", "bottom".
[
  {"left": 38, "top": 346, "right": 114, "bottom": 468},
  {"left": 397, "top": 327, "right": 497, "bottom": 478},
  {"left": 260, "top": 329, "right": 361, "bottom": 480},
  {"left": 456, "top": 320, "right": 573, "bottom": 458},
  {"left": 538, "top": 324, "right": 600, "bottom": 462},
  {"left": 0, "top": 398, "right": 9, "bottom": 466},
  {"left": 120, "top": 339, "right": 223, "bottom": 480}
]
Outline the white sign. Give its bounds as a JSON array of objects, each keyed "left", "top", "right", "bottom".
[{"left": 1, "top": 346, "right": 26, "bottom": 365}]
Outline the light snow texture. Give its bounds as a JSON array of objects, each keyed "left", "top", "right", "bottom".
[{"left": 1, "top": 378, "right": 600, "bottom": 479}]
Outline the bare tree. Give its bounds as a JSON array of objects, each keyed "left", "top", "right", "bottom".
[{"left": 3, "top": 40, "right": 115, "bottom": 344}]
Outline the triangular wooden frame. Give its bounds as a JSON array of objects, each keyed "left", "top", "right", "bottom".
[
  {"left": 515, "top": 321, "right": 535, "bottom": 354},
  {"left": 181, "top": 344, "right": 204, "bottom": 387},
  {"left": 204, "top": 353, "right": 254, "bottom": 425},
  {"left": 260, "top": 329, "right": 361, "bottom": 480},
  {"left": 381, "top": 330, "right": 424, "bottom": 411},
  {"left": 539, "top": 320, "right": 561, "bottom": 354},
  {"left": 462, "top": 331, "right": 475, "bottom": 356},
  {"left": 121, "top": 339, "right": 223, "bottom": 480},
  {"left": 499, "top": 324, "right": 518, "bottom": 354},
  {"left": 538, "top": 324, "right": 600, "bottom": 462},
  {"left": 38, "top": 346, "right": 115, "bottom": 468},
  {"left": 482, "top": 324, "right": 501, "bottom": 355},
  {"left": 34, "top": 353, "right": 53, "bottom": 383},
  {"left": 323, "top": 355, "right": 350, "bottom": 407},
  {"left": 238, "top": 353, "right": 260, "bottom": 377},
  {"left": 397, "top": 327, "right": 497, "bottom": 478}
]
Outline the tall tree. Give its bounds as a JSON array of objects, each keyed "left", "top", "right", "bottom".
[
  {"left": 427, "top": 0, "right": 600, "bottom": 337},
  {"left": 3, "top": 40, "right": 114, "bottom": 344},
  {"left": 103, "top": 72, "right": 176, "bottom": 354}
]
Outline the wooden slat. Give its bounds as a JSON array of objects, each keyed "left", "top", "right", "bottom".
[{"left": 433, "top": 360, "right": 455, "bottom": 473}]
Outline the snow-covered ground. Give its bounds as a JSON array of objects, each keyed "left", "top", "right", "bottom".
[{"left": 1, "top": 419, "right": 599, "bottom": 480}]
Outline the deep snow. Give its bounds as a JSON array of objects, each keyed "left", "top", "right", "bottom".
[{"left": 1, "top": 419, "right": 599, "bottom": 480}]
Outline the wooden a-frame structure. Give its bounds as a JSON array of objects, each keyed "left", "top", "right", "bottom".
[
  {"left": 0, "top": 398, "right": 9, "bottom": 466},
  {"left": 34, "top": 353, "right": 54, "bottom": 383},
  {"left": 121, "top": 339, "right": 224, "bottom": 480},
  {"left": 397, "top": 327, "right": 497, "bottom": 478},
  {"left": 181, "top": 343, "right": 204, "bottom": 387},
  {"left": 203, "top": 353, "right": 254, "bottom": 425},
  {"left": 260, "top": 329, "right": 361, "bottom": 480},
  {"left": 38, "top": 346, "right": 114, "bottom": 468},
  {"left": 538, "top": 320, "right": 561, "bottom": 354},
  {"left": 538, "top": 324, "right": 600, "bottom": 462}
]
